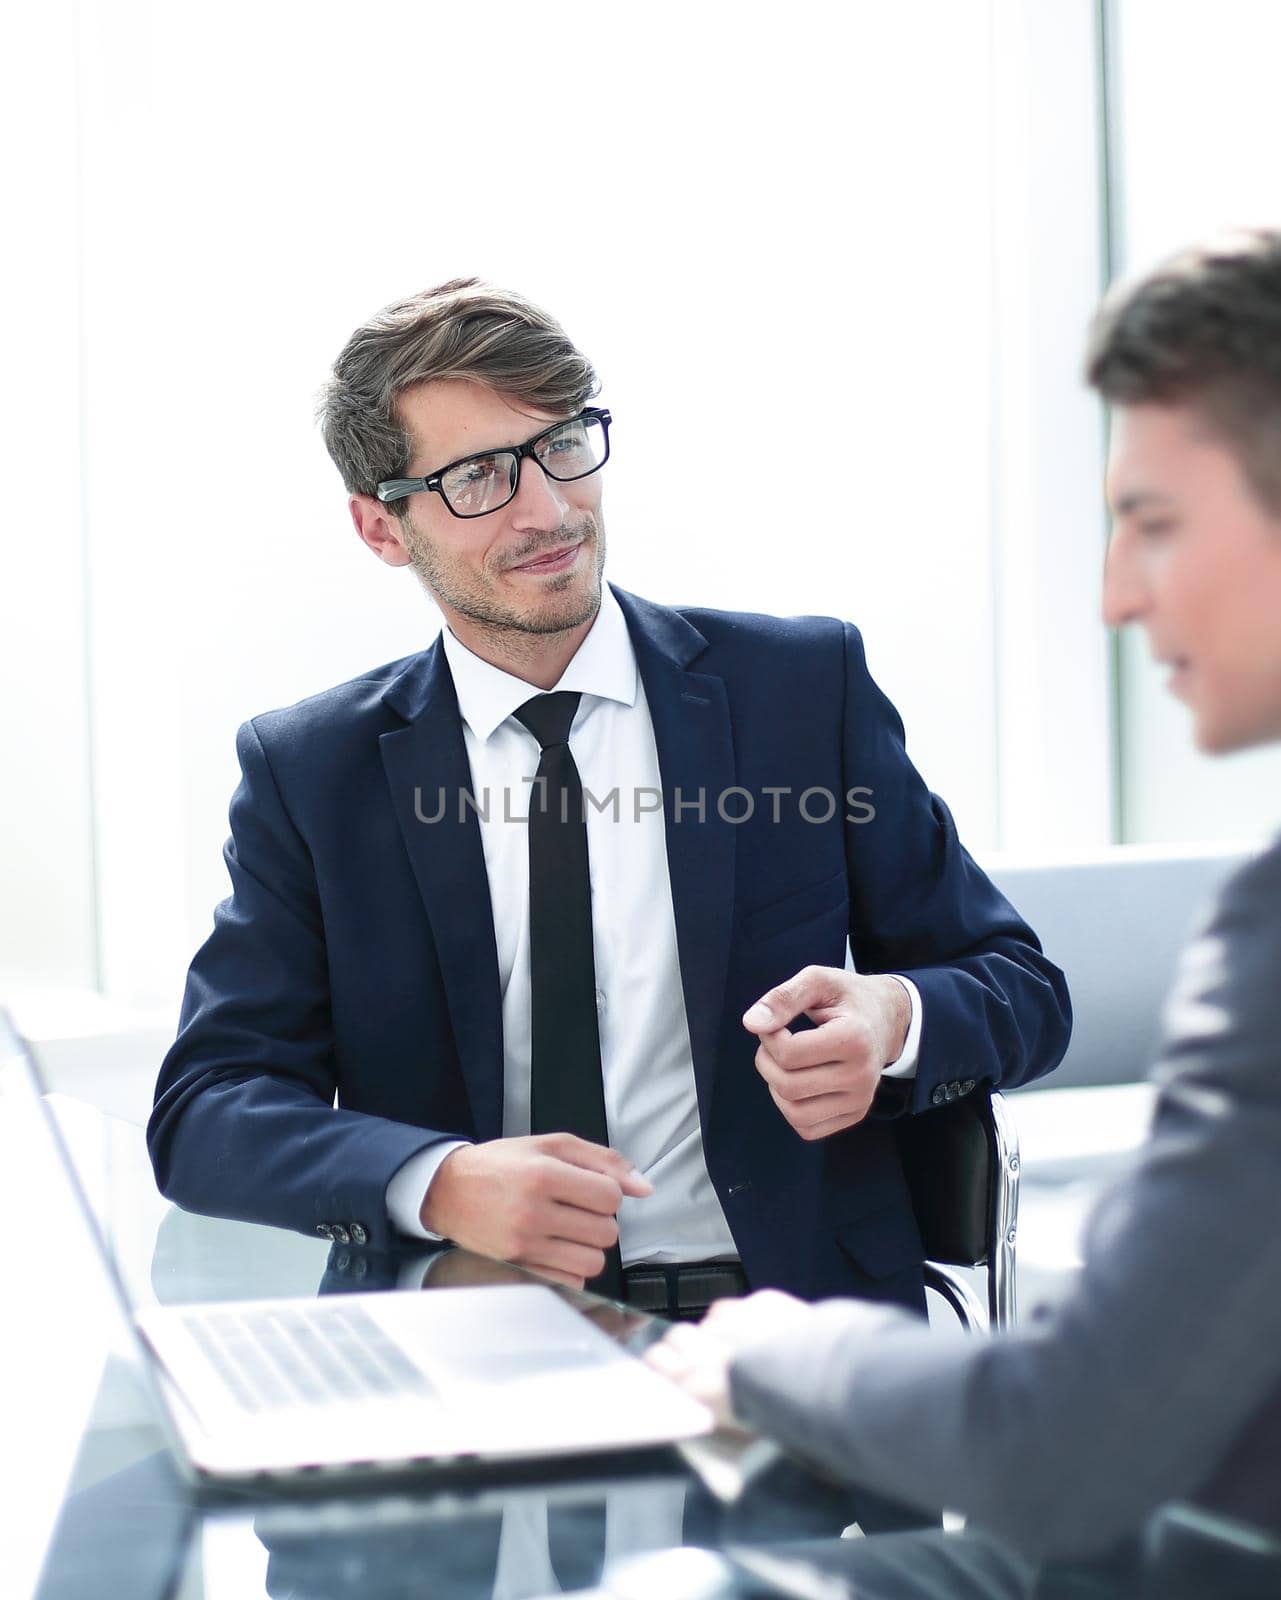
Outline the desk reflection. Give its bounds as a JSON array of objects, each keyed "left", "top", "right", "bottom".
[
  {"left": 42, "top": 1442, "right": 1038, "bottom": 1600},
  {"left": 38, "top": 1112, "right": 1278, "bottom": 1600}
]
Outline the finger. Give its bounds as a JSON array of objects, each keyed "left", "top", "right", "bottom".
[
  {"left": 536, "top": 1158, "right": 627, "bottom": 1218},
  {"left": 646, "top": 1337, "right": 734, "bottom": 1422},
  {"left": 768, "top": 1083, "right": 868, "bottom": 1138},
  {"left": 703, "top": 1288, "right": 789, "bottom": 1328},
  {"left": 542, "top": 1196, "right": 620, "bottom": 1251},
  {"left": 703, "top": 1290, "right": 812, "bottom": 1349},
  {"left": 742, "top": 965, "right": 850, "bottom": 1034},
  {"left": 650, "top": 1322, "right": 711, "bottom": 1360},
  {"left": 694, "top": 1307, "right": 764, "bottom": 1354},
  {"left": 799, "top": 1106, "right": 872, "bottom": 1139},
  {"left": 522, "top": 1234, "right": 608, "bottom": 1283},
  {"left": 698, "top": 1300, "right": 753, "bottom": 1337},
  {"left": 754, "top": 1046, "right": 864, "bottom": 1101},
  {"left": 768, "top": 1016, "right": 878, "bottom": 1073},
  {"left": 541, "top": 1135, "right": 654, "bottom": 1196},
  {"left": 644, "top": 1340, "right": 692, "bottom": 1379},
  {"left": 751, "top": 1004, "right": 870, "bottom": 1068}
]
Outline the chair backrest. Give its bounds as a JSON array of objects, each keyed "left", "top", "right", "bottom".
[
  {"left": 896, "top": 1092, "right": 994, "bottom": 1267},
  {"left": 986, "top": 846, "right": 1249, "bottom": 1090},
  {"left": 897, "top": 1090, "right": 1019, "bottom": 1328}
]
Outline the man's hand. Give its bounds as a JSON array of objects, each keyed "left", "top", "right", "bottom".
[
  {"left": 420, "top": 1134, "right": 652, "bottom": 1289},
  {"left": 743, "top": 967, "right": 911, "bottom": 1141},
  {"left": 645, "top": 1290, "right": 815, "bottom": 1426}
]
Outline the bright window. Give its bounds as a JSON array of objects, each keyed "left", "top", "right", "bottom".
[
  {"left": 1110, "top": 0, "right": 1281, "bottom": 845},
  {"left": 5, "top": 1, "right": 1115, "bottom": 1005}
]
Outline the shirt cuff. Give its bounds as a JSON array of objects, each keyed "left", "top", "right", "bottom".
[
  {"left": 880, "top": 975, "right": 922, "bottom": 1081},
  {"left": 385, "top": 1139, "right": 472, "bottom": 1240}
]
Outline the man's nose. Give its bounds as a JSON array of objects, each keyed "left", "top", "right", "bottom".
[
  {"left": 1101, "top": 525, "right": 1147, "bottom": 628},
  {"left": 508, "top": 455, "right": 570, "bottom": 528}
]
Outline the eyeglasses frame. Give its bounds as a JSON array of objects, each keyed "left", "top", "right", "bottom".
[{"left": 375, "top": 406, "right": 612, "bottom": 517}]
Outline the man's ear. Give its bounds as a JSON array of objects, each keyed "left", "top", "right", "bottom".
[{"left": 350, "top": 494, "right": 413, "bottom": 567}]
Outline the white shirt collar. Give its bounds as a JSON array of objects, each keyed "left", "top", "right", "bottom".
[{"left": 440, "top": 584, "right": 638, "bottom": 742}]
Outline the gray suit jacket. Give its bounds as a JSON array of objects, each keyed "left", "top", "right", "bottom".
[{"left": 731, "top": 836, "right": 1281, "bottom": 1561}]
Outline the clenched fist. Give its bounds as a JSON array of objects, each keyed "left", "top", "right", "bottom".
[{"left": 421, "top": 1133, "right": 652, "bottom": 1288}]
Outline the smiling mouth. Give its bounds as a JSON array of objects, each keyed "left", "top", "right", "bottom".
[{"left": 509, "top": 542, "right": 581, "bottom": 573}]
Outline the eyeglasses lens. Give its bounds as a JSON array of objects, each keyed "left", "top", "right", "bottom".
[
  {"left": 535, "top": 415, "right": 608, "bottom": 482},
  {"left": 438, "top": 415, "right": 608, "bottom": 517},
  {"left": 439, "top": 455, "right": 519, "bottom": 518}
]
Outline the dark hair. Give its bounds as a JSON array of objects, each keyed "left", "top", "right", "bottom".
[
  {"left": 1085, "top": 228, "right": 1281, "bottom": 512},
  {"left": 318, "top": 278, "right": 598, "bottom": 515}
]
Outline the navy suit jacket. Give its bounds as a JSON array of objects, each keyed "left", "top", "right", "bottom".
[{"left": 148, "top": 587, "right": 1071, "bottom": 1308}]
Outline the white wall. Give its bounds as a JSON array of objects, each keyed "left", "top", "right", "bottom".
[
  {"left": 0, "top": 0, "right": 97, "bottom": 995},
  {"left": 989, "top": 0, "right": 1112, "bottom": 853},
  {"left": 5, "top": 0, "right": 1116, "bottom": 1012}
]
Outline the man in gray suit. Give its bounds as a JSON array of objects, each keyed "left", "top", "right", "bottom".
[{"left": 650, "top": 229, "right": 1281, "bottom": 1580}]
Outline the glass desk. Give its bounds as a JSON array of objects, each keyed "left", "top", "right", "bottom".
[{"left": 16, "top": 1096, "right": 1277, "bottom": 1600}]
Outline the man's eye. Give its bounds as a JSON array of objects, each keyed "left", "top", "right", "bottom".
[
  {"left": 543, "top": 429, "right": 585, "bottom": 457},
  {"left": 1137, "top": 520, "right": 1175, "bottom": 539}
]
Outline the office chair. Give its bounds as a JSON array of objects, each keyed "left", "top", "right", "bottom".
[{"left": 895, "top": 1090, "right": 1020, "bottom": 1331}]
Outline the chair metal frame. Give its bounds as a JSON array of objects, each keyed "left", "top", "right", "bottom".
[{"left": 899, "top": 1089, "right": 1021, "bottom": 1333}]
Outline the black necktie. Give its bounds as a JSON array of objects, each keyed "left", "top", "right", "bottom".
[{"left": 514, "top": 691, "right": 623, "bottom": 1299}]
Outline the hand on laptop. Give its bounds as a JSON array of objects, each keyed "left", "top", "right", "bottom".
[
  {"left": 646, "top": 1289, "right": 816, "bottom": 1427},
  {"left": 420, "top": 1134, "right": 653, "bottom": 1288},
  {"left": 743, "top": 967, "right": 911, "bottom": 1141}
]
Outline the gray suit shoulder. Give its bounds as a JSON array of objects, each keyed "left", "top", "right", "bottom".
[
  {"left": 1194, "top": 829, "right": 1281, "bottom": 937},
  {"left": 1156, "top": 829, "right": 1281, "bottom": 1096}
]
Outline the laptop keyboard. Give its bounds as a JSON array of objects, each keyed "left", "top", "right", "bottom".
[{"left": 182, "top": 1302, "right": 437, "bottom": 1414}]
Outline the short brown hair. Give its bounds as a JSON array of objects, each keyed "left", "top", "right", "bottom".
[
  {"left": 1085, "top": 228, "right": 1281, "bottom": 512},
  {"left": 318, "top": 278, "right": 599, "bottom": 512}
]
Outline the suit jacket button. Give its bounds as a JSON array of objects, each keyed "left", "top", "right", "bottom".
[
  {"left": 316, "top": 1223, "right": 335, "bottom": 1240},
  {"left": 332, "top": 1224, "right": 351, "bottom": 1245},
  {"left": 961, "top": 1079, "right": 976, "bottom": 1095},
  {"left": 350, "top": 1223, "right": 369, "bottom": 1245},
  {"left": 945, "top": 1083, "right": 960, "bottom": 1102},
  {"left": 931, "top": 1085, "right": 947, "bottom": 1106},
  {"left": 335, "top": 1250, "right": 351, "bottom": 1272}
]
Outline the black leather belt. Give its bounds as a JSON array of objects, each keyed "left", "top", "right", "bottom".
[{"left": 622, "top": 1261, "right": 748, "bottom": 1315}]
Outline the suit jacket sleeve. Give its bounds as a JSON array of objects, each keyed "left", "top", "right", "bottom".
[
  {"left": 730, "top": 839, "right": 1281, "bottom": 1559},
  {"left": 147, "top": 718, "right": 447, "bottom": 1251},
  {"left": 839, "top": 623, "right": 1071, "bottom": 1112}
]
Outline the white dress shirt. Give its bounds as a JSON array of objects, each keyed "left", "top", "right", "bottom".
[{"left": 386, "top": 587, "right": 920, "bottom": 1261}]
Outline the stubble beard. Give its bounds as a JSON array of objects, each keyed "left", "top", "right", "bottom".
[{"left": 400, "top": 510, "right": 607, "bottom": 642}]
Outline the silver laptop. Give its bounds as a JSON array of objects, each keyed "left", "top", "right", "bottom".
[{"left": 0, "top": 1011, "right": 712, "bottom": 1484}]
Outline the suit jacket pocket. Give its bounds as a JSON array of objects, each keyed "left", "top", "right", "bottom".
[
  {"left": 741, "top": 869, "right": 847, "bottom": 944},
  {"left": 834, "top": 1204, "right": 924, "bottom": 1280}
]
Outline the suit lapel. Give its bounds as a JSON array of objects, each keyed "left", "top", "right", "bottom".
[
  {"left": 613, "top": 588, "right": 737, "bottom": 1123},
  {"left": 380, "top": 642, "right": 504, "bottom": 1142}
]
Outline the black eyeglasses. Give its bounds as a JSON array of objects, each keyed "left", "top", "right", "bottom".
[{"left": 377, "top": 407, "right": 612, "bottom": 519}]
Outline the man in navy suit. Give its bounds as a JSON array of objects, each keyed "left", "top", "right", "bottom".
[{"left": 148, "top": 279, "right": 1070, "bottom": 1319}]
